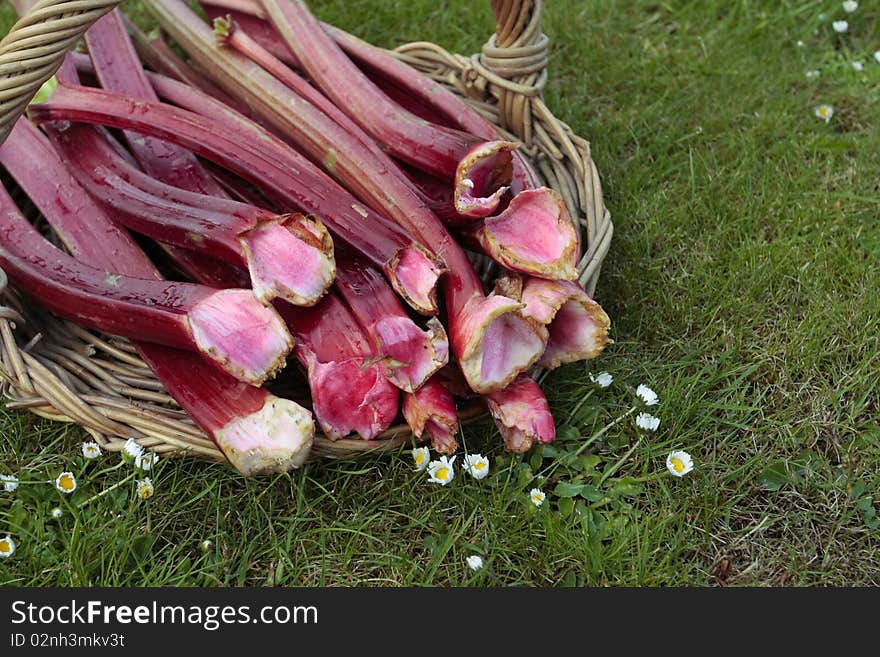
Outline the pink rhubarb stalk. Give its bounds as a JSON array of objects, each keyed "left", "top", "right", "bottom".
[
  {"left": 29, "top": 85, "right": 442, "bottom": 315},
  {"left": 52, "top": 123, "right": 335, "bottom": 306},
  {"left": 258, "top": 0, "right": 515, "bottom": 218},
  {"left": 334, "top": 252, "right": 448, "bottom": 393},
  {"left": 485, "top": 374, "right": 555, "bottom": 453},
  {"left": 144, "top": 0, "right": 546, "bottom": 394},
  {"left": 0, "top": 193, "right": 292, "bottom": 387},
  {"left": 519, "top": 278, "right": 611, "bottom": 369},
  {"left": 275, "top": 295, "right": 399, "bottom": 441},
  {"left": 402, "top": 379, "right": 459, "bottom": 455}
]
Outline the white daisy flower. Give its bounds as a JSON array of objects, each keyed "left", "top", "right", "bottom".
[
  {"left": 122, "top": 438, "right": 143, "bottom": 463},
  {"left": 134, "top": 451, "right": 158, "bottom": 471},
  {"left": 411, "top": 446, "right": 430, "bottom": 472},
  {"left": 589, "top": 371, "right": 613, "bottom": 388},
  {"left": 529, "top": 488, "right": 546, "bottom": 507},
  {"left": 635, "top": 412, "right": 661, "bottom": 431},
  {"left": 852, "top": 61, "right": 864, "bottom": 72},
  {"left": 842, "top": 1, "right": 858, "bottom": 13},
  {"left": 796, "top": 40, "right": 805, "bottom": 47},
  {"left": 805, "top": 69, "right": 820, "bottom": 79},
  {"left": 136, "top": 478, "right": 154, "bottom": 500},
  {"left": 0, "top": 535, "right": 15, "bottom": 558},
  {"left": 832, "top": 20, "right": 848, "bottom": 33},
  {"left": 636, "top": 384, "right": 659, "bottom": 406},
  {"left": 462, "top": 454, "right": 490, "bottom": 480},
  {"left": 466, "top": 555, "right": 484, "bottom": 571},
  {"left": 1, "top": 474, "right": 19, "bottom": 492},
  {"left": 875, "top": 51, "right": 880, "bottom": 64},
  {"left": 666, "top": 450, "right": 695, "bottom": 477},
  {"left": 51, "top": 508, "right": 63, "bottom": 519},
  {"left": 815, "top": 104, "right": 834, "bottom": 122},
  {"left": 200, "top": 539, "right": 213, "bottom": 552},
  {"left": 81, "top": 441, "right": 102, "bottom": 459},
  {"left": 55, "top": 471, "right": 77, "bottom": 494},
  {"left": 426, "top": 455, "right": 456, "bottom": 485}
]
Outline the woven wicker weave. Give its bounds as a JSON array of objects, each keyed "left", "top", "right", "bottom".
[{"left": 0, "top": 0, "right": 612, "bottom": 464}]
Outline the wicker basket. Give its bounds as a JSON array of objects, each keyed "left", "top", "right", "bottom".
[{"left": 0, "top": 0, "right": 612, "bottom": 464}]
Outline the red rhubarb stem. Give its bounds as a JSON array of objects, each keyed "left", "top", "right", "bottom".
[
  {"left": 52, "top": 124, "right": 335, "bottom": 306},
  {"left": 402, "top": 378, "right": 459, "bottom": 455},
  {"left": 84, "top": 10, "right": 228, "bottom": 198},
  {"left": 275, "top": 295, "right": 400, "bottom": 441}
]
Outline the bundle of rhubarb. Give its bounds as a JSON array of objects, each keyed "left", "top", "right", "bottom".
[{"left": 0, "top": 0, "right": 610, "bottom": 476}]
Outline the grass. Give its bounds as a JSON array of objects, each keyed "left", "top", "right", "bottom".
[{"left": 1, "top": 0, "right": 879, "bottom": 586}]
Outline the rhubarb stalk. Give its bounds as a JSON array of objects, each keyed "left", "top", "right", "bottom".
[
  {"left": 334, "top": 252, "right": 448, "bottom": 393},
  {"left": 52, "top": 123, "right": 335, "bottom": 307},
  {"left": 485, "top": 374, "right": 555, "bottom": 453},
  {"left": 402, "top": 379, "right": 459, "bottom": 454},
  {"left": 275, "top": 295, "right": 399, "bottom": 441}
]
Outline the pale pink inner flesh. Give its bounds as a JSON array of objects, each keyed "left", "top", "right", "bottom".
[
  {"left": 392, "top": 247, "right": 441, "bottom": 314},
  {"left": 189, "top": 289, "right": 291, "bottom": 382},
  {"left": 541, "top": 299, "right": 598, "bottom": 364},
  {"left": 374, "top": 316, "right": 448, "bottom": 392},
  {"left": 457, "top": 144, "right": 513, "bottom": 217},
  {"left": 243, "top": 222, "right": 333, "bottom": 305},
  {"left": 309, "top": 357, "right": 399, "bottom": 440},
  {"left": 479, "top": 313, "right": 545, "bottom": 387},
  {"left": 486, "top": 191, "right": 573, "bottom": 264}
]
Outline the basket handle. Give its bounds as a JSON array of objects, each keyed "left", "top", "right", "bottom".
[
  {"left": 477, "top": 0, "right": 548, "bottom": 145},
  {"left": 0, "top": 0, "right": 122, "bottom": 144}
]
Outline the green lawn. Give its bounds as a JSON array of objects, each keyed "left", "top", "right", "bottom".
[{"left": 1, "top": 0, "right": 878, "bottom": 586}]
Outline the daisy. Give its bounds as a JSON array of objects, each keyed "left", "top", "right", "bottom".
[
  {"left": 466, "top": 555, "right": 484, "bottom": 571},
  {"left": 529, "top": 488, "right": 546, "bottom": 507},
  {"left": 875, "top": 51, "right": 880, "bottom": 64},
  {"left": 832, "top": 20, "right": 848, "bottom": 33},
  {"left": 589, "top": 371, "right": 613, "bottom": 388},
  {"left": 796, "top": 40, "right": 805, "bottom": 47},
  {"left": 81, "top": 441, "right": 102, "bottom": 459},
  {"left": 842, "top": 1, "right": 858, "bottom": 13},
  {"left": 55, "top": 472, "right": 76, "bottom": 494},
  {"left": 136, "top": 478, "right": 154, "bottom": 500},
  {"left": 134, "top": 451, "right": 158, "bottom": 471},
  {"left": 815, "top": 104, "right": 834, "bottom": 123},
  {"left": 426, "top": 455, "right": 456, "bottom": 485},
  {"left": 0, "top": 535, "right": 15, "bottom": 558},
  {"left": 636, "top": 384, "right": 659, "bottom": 406},
  {"left": 411, "top": 446, "right": 430, "bottom": 472},
  {"left": 462, "top": 454, "right": 490, "bottom": 480},
  {"left": 51, "top": 508, "right": 63, "bottom": 519},
  {"left": 666, "top": 450, "right": 694, "bottom": 477},
  {"left": 200, "top": 539, "right": 213, "bottom": 552},
  {"left": 122, "top": 438, "right": 143, "bottom": 463},
  {"left": 805, "top": 69, "right": 820, "bottom": 79},
  {"left": 852, "top": 61, "right": 864, "bottom": 72},
  {"left": 635, "top": 412, "right": 661, "bottom": 431},
  {"left": 1, "top": 474, "right": 19, "bottom": 492}
]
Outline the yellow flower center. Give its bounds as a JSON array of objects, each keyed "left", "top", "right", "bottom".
[
  {"left": 58, "top": 474, "right": 75, "bottom": 491},
  {"left": 474, "top": 462, "right": 486, "bottom": 470},
  {"left": 435, "top": 467, "right": 449, "bottom": 481},
  {"left": 532, "top": 494, "right": 543, "bottom": 503},
  {"left": 671, "top": 458, "right": 685, "bottom": 473},
  {"left": 820, "top": 107, "right": 829, "bottom": 117},
  {"left": 415, "top": 453, "right": 426, "bottom": 466},
  {"left": 138, "top": 485, "right": 153, "bottom": 500},
  {"left": 0, "top": 539, "right": 10, "bottom": 552}
]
